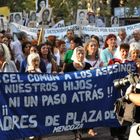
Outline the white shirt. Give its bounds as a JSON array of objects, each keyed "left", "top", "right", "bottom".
[
  {"left": 11, "top": 40, "right": 24, "bottom": 64},
  {"left": 85, "top": 58, "right": 102, "bottom": 69},
  {"left": 46, "top": 63, "right": 52, "bottom": 73},
  {"left": 117, "top": 36, "right": 128, "bottom": 46}
]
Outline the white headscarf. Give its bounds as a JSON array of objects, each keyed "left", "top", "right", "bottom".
[
  {"left": 71, "top": 46, "right": 85, "bottom": 66},
  {"left": 0, "top": 43, "right": 11, "bottom": 62},
  {"left": 129, "top": 42, "right": 140, "bottom": 52},
  {"left": 27, "top": 53, "right": 41, "bottom": 73}
]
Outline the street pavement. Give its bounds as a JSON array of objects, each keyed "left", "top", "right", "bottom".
[
  {"left": 44, "top": 127, "right": 117, "bottom": 140},
  {"left": 44, "top": 126, "right": 130, "bottom": 140}
]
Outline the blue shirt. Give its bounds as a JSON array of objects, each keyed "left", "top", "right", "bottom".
[{"left": 100, "top": 48, "right": 116, "bottom": 66}]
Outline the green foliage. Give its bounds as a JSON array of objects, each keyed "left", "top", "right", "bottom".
[
  {"left": 50, "top": 0, "right": 79, "bottom": 23},
  {"left": 0, "top": 0, "right": 35, "bottom": 12},
  {"left": 124, "top": 0, "right": 140, "bottom": 17},
  {"left": 126, "top": 0, "right": 140, "bottom": 8}
]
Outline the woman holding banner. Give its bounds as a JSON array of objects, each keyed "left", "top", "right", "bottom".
[
  {"left": 64, "top": 46, "right": 91, "bottom": 140},
  {"left": 84, "top": 39, "right": 103, "bottom": 136},
  {"left": 64, "top": 46, "right": 91, "bottom": 72}
]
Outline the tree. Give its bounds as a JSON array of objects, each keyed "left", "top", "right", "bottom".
[
  {"left": 124, "top": 0, "right": 140, "bottom": 17},
  {"left": 49, "top": 0, "right": 80, "bottom": 24},
  {"left": 0, "top": 0, "right": 35, "bottom": 12}
]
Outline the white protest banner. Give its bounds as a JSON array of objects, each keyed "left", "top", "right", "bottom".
[
  {"left": 0, "top": 62, "right": 136, "bottom": 140},
  {"left": 82, "top": 23, "right": 140, "bottom": 37},
  {"left": 10, "top": 22, "right": 140, "bottom": 40},
  {"left": 10, "top": 23, "right": 38, "bottom": 37},
  {"left": 45, "top": 24, "right": 80, "bottom": 38},
  {"left": 52, "top": 20, "right": 65, "bottom": 28}
]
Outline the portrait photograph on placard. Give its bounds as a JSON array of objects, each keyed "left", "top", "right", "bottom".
[
  {"left": 13, "top": 12, "right": 23, "bottom": 25},
  {"left": 27, "top": 11, "right": 37, "bottom": 27},
  {"left": 87, "top": 12, "right": 95, "bottom": 26},
  {"left": 95, "top": 16, "right": 105, "bottom": 27},
  {"left": 36, "top": 0, "right": 48, "bottom": 13},
  {"left": 76, "top": 9, "right": 88, "bottom": 26},
  {"left": 38, "top": 8, "right": 52, "bottom": 25},
  {"left": 29, "top": 11, "right": 37, "bottom": 22},
  {"left": 111, "top": 16, "right": 119, "bottom": 27},
  {"left": 114, "top": 7, "right": 125, "bottom": 18},
  {"left": 124, "top": 7, "right": 140, "bottom": 17},
  {"left": 133, "top": 7, "right": 140, "bottom": 17}
]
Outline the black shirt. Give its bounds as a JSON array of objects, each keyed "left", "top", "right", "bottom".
[{"left": 64, "top": 62, "right": 91, "bottom": 73}]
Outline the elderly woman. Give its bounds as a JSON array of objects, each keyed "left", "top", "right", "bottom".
[
  {"left": 64, "top": 46, "right": 91, "bottom": 72},
  {"left": 129, "top": 42, "right": 140, "bottom": 72},
  {"left": 26, "top": 53, "right": 43, "bottom": 140},
  {"left": 64, "top": 46, "right": 91, "bottom": 140},
  {"left": 26, "top": 52, "right": 41, "bottom": 73},
  {"left": 0, "top": 43, "right": 17, "bottom": 72}
]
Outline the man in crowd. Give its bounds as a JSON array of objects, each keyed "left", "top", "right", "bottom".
[
  {"left": 11, "top": 31, "right": 28, "bottom": 70},
  {"left": 117, "top": 28, "right": 128, "bottom": 46},
  {"left": 129, "top": 29, "right": 140, "bottom": 45},
  {"left": 65, "top": 29, "right": 75, "bottom": 50}
]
